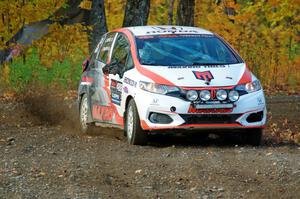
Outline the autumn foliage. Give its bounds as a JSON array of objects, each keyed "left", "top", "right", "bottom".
[{"left": 0, "top": 0, "right": 299, "bottom": 93}]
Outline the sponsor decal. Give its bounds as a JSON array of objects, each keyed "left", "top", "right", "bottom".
[
  {"left": 123, "top": 86, "right": 128, "bottom": 93},
  {"left": 110, "top": 80, "right": 123, "bottom": 105},
  {"left": 146, "top": 26, "right": 199, "bottom": 34},
  {"left": 188, "top": 105, "right": 233, "bottom": 113},
  {"left": 138, "top": 34, "right": 214, "bottom": 39},
  {"left": 124, "top": 77, "right": 137, "bottom": 87},
  {"left": 194, "top": 103, "right": 234, "bottom": 109},
  {"left": 193, "top": 71, "right": 214, "bottom": 82},
  {"left": 168, "top": 65, "right": 226, "bottom": 69}
]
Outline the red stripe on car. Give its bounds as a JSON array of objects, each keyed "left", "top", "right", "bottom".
[
  {"left": 238, "top": 65, "right": 252, "bottom": 85},
  {"left": 82, "top": 76, "right": 94, "bottom": 83}
]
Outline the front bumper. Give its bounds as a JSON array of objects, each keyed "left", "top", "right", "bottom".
[{"left": 135, "top": 89, "right": 267, "bottom": 131}]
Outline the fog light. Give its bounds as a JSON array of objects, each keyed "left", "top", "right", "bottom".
[
  {"left": 229, "top": 90, "right": 239, "bottom": 102},
  {"left": 216, "top": 89, "right": 227, "bottom": 101},
  {"left": 199, "top": 90, "right": 211, "bottom": 101},
  {"left": 246, "top": 111, "right": 263, "bottom": 123},
  {"left": 186, "top": 90, "right": 198, "bottom": 101},
  {"left": 149, "top": 112, "right": 173, "bottom": 124}
]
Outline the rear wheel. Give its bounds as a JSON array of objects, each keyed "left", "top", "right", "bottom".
[
  {"left": 79, "top": 94, "right": 94, "bottom": 134},
  {"left": 241, "top": 128, "right": 262, "bottom": 146},
  {"left": 125, "top": 99, "right": 148, "bottom": 145}
]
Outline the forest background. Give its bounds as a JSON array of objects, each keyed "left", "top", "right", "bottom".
[{"left": 0, "top": 0, "right": 299, "bottom": 95}]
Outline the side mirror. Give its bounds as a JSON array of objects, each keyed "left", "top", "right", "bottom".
[
  {"left": 102, "top": 60, "right": 124, "bottom": 78},
  {"left": 110, "top": 62, "right": 120, "bottom": 76},
  {"left": 82, "top": 58, "right": 90, "bottom": 72},
  {"left": 102, "top": 63, "right": 110, "bottom": 74}
]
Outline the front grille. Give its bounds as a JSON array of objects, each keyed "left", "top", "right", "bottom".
[{"left": 180, "top": 114, "right": 242, "bottom": 124}]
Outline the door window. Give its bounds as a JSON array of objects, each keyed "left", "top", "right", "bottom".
[{"left": 111, "top": 33, "right": 134, "bottom": 71}]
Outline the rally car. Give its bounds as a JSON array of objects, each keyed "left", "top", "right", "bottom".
[{"left": 78, "top": 26, "right": 267, "bottom": 145}]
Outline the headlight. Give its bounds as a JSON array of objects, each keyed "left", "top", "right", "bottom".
[
  {"left": 199, "top": 90, "right": 211, "bottom": 101},
  {"left": 139, "top": 81, "right": 180, "bottom": 95},
  {"left": 245, "top": 80, "right": 261, "bottom": 93},
  {"left": 186, "top": 90, "right": 198, "bottom": 101},
  {"left": 216, "top": 89, "right": 227, "bottom": 101},
  {"left": 236, "top": 80, "right": 262, "bottom": 93},
  {"left": 228, "top": 90, "right": 239, "bottom": 102}
]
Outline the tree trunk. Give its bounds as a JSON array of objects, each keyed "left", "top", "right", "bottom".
[
  {"left": 168, "top": 0, "right": 175, "bottom": 25},
  {"left": 176, "top": 0, "right": 195, "bottom": 26},
  {"left": 123, "top": 0, "right": 150, "bottom": 27},
  {"left": 88, "top": 0, "right": 108, "bottom": 53},
  {"left": 1, "top": 0, "right": 88, "bottom": 65}
]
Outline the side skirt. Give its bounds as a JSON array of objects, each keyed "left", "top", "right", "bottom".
[{"left": 95, "top": 121, "right": 124, "bottom": 130}]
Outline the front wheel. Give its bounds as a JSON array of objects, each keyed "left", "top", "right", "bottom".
[{"left": 125, "top": 99, "right": 148, "bottom": 145}]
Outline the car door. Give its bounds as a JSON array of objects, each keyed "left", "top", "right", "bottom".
[
  {"left": 107, "top": 33, "right": 134, "bottom": 124},
  {"left": 90, "top": 32, "right": 117, "bottom": 123}
]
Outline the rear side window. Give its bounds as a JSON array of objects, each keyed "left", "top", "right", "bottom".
[{"left": 98, "top": 33, "right": 116, "bottom": 63}]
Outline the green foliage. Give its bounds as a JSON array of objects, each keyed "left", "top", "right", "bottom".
[{"left": 7, "top": 49, "right": 82, "bottom": 92}]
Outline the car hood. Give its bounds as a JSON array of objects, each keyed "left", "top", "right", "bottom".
[{"left": 141, "top": 63, "right": 250, "bottom": 87}]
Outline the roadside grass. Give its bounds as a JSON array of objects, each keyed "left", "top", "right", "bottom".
[{"left": 0, "top": 49, "right": 83, "bottom": 93}]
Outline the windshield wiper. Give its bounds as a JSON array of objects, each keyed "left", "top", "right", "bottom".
[{"left": 141, "top": 61, "right": 157, "bottom": 65}]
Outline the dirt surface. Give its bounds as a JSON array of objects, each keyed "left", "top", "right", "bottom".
[{"left": 0, "top": 94, "right": 300, "bottom": 199}]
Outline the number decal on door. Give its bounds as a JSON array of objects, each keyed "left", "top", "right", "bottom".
[{"left": 110, "top": 79, "right": 123, "bottom": 105}]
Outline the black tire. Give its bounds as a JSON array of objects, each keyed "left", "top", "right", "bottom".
[
  {"left": 241, "top": 128, "right": 263, "bottom": 146},
  {"left": 125, "top": 99, "right": 148, "bottom": 145},
  {"left": 79, "top": 94, "right": 95, "bottom": 134}
]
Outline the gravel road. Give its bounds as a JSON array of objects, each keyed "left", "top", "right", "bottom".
[{"left": 0, "top": 94, "right": 299, "bottom": 199}]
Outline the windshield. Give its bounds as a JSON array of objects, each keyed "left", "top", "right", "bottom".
[{"left": 136, "top": 34, "right": 240, "bottom": 66}]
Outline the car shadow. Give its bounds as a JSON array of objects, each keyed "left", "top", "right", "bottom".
[
  {"left": 147, "top": 133, "right": 299, "bottom": 148},
  {"left": 81, "top": 127, "right": 298, "bottom": 148},
  {"left": 147, "top": 133, "right": 242, "bottom": 148}
]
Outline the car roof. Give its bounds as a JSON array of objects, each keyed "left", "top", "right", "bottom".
[{"left": 124, "top": 25, "right": 214, "bottom": 36}]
